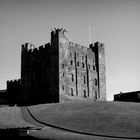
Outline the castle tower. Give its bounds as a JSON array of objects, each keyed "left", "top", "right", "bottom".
[
  {"left": 50, "top": 28, "right": 69, "bottom": 102},
  {"left": 90, "top": 42, "right": 106, "bottom": 100},
  {"left": 20, "top": 43, "right": 30, "bottom": 104}
]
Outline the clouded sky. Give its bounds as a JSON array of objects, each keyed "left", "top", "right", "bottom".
[{"left": 0, "top": 0, "right": 140, "bottom": 100}]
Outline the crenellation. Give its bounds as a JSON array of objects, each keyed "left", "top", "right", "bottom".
[{"left": 39, "top": 45, "right": 44, "bottom": 50}]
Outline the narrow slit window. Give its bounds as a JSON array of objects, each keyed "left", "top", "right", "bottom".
[
  {"left": 72, "top": 73, "right": 74, "bottom": 82},
  {"left": 62, "top": 86, "right": 64, "bottom": 90},
  {"left": 82, "top": 62, "right": 85, "bottom": 68},
  {"left": 83, "top": 76, "right": 86, "bottom": 84},
  {"left": 88, "top": 64, "right": 90, "bottom": 69},
  {"left": 93, "top": 65, "right": 95, "bottom": 70},
  {"left": 95, "top": 78, "right": 97, "bottom": 86},
  {"left": 62, "top": 64, "right": 64, "bottom": 68},
  {"left": 71, "top": 88, "right": 73, "bottom": 96},
  {"left": 63, "top": 72, "right": 65, "bottom": 77},
  {"left": 70, "top": 60, "right": 73, "bottom": 65},
  {"left": 77, "top": 62, "right": 79, "bottom": 67},
  {"left": 84, "top": 90, "right": 86, "bottom": 98},
  {"left": 70, "top": 52, "right": 72, "bottom": 57}
]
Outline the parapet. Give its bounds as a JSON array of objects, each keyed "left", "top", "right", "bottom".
[
  {"left": 22, "top": 42, "right": 51, "bottom": 55},
  {"left": 69, "top": 42, "right": 87, "bottom": 51},
  {"left": 7, "top": 79, "right": 21, "bottom": 86},
  {"left": 21, "top": 43, "right": 36, "bottom": 52},
  {"left": 89, "top": 42, "right": 105, "bottom": 54},
  {"left": 51, "top": 28, "right": 68, "bottom": 40},
  {"left": 94, "top": 42, "right": 104, "bottom": 48},
  {"left": 51, "top": 28, "right": 67, "bottom": 35}
]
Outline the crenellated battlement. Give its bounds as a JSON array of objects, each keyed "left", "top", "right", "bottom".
[
  {"left": 22, "top": 42, "right": 51, "bottom": 55},
  {"left": 22, "top": 43, "right": 35, "bottom": 52},
  {"left": 94, "top": 42, "right": 104, "bottom": 47},
  {"left": 7, "top": 79, "right": 21, "bottom": 85},
  {"left": 90, "top": 42, "right": 104, "bottom": 49},
  {"left": 51, "top": 28, "right": 67, "bottom": 35},
  {"left": 69, "top": 42, "right": 87, "bottom": 51}
]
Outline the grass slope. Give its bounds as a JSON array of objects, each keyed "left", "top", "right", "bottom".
[{"left": 28, "top": 101, "right": 140, "bottom": 138}]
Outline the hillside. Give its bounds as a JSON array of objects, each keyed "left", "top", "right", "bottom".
[{"left": 25, "top": 101, "right": 140, "bottom": 138}]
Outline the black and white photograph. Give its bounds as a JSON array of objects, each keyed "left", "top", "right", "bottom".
[{"left": 0, "top": 0, "right": 140, "bottom": 139}]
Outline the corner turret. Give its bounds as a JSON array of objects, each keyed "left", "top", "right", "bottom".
[{"left": 90, "top": 42, "right": 106, "bottom": 101}]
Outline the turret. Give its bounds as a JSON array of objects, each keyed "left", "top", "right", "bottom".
[{"left": 90, "top": 42, "right": 106, "bottom": 101}]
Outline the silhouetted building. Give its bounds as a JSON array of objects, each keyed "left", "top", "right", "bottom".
[
  {"left": 0, "top": 89, "right": 8, "bottom": 105},
  {"left": 114, "top": 91, "right": 140, "bottom": 102},
  {"left": 3, "top": 28, "right": 106, "bottom": 106},
  {"left": 7, "top": 79, "right": 21, "bottom": 105}
]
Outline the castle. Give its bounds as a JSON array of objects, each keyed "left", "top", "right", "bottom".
[{"left": 5, "top": 28, "right": 106, "bottom": 106}]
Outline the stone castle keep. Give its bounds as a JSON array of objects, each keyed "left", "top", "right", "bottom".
[{"left": 6, "top": 28, "right": 106, "bottom": 106}]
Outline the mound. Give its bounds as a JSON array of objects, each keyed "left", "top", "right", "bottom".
[{"left": 26, "top": 101, "right": 140, "bottom": 138}]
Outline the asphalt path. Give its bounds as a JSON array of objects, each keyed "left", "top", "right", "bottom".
[{"left": 0, "top": 106, "right": 35, "bottom": 129}]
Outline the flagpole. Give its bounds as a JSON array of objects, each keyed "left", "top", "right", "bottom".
[{"left": 89, "top": 25, "right": 91, "bottom": 45}]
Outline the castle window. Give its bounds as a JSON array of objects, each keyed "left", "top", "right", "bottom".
[
  {"left": 88, "top": 64, "right": 90, "bottom": 69},
  {"left": 77, "top": 62, "right": 79, "bottom": 67},
  {"left": 71, "top": 88, "right": 73, "bottom": 96},
  {"left": 84, "top": 90, "right": 86, "bottom": 98},
  {"left": 77, "top": 53, "right": 79, "bottom": 57},
  {"left": 70, "top": 60, "right": 73, "bottom": 65},
  {"left": 62, "top": 86, "right": 65, "bottom": 90},
  {"left": 95, "top": 78, "right": 97, "bottom": 86},
  {"left": 63, "top": 72, "right": 65, "bottom": 77},
  {"left": 83, "top": 76, "right": 86, "bottom": 84},
  {"left": 70, "top": 52, "right": 72, "bottom": 57},
  {"left": 93, "top": 65, "right": 95, "bottom": 70},
  {"left": 82, "top": 62, "right": 85, "bottom": 68},
  {"left": 62, "top": 63, "right": 64, "bottom": 68},
  {"left": 95, "top": 92, "right": 97, "bottom": 100},
  {"left": 82, "top": 56, "right": 84, "bottom": 60},
  {"left": 71, "top": 73, "right": 74, "bottom": 82}
]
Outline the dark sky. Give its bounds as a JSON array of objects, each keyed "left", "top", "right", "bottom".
[{"left": 0, "top": 0, "right": 140, "bottom": 100}]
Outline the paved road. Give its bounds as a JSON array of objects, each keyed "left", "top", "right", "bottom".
[{"left": 0, "top": 106, "right": 35, "bottom": 129}]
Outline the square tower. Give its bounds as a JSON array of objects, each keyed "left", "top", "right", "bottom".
[{"left": 90, "top": 42, "right": 106, "bottom": 100}]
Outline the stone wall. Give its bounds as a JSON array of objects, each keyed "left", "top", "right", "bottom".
[{"left": 59, "top": 30, "right": 100, "bottom": 102}]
